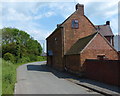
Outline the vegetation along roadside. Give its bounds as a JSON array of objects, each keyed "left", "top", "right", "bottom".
[{"left": 1, "top": 27, "right": 46, "bottom": 95}]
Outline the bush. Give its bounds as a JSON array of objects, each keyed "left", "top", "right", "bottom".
[
  {"left": 28, "top": 54, "right": 37, "bottom": 61},
  {"left": 3, "top": 53, "right": 15, "bottom": 63},
  {"left": 17, "top": 56, "right": 30, "bottom": 63},
  {"left": 37, "top": 56, "right": 46, "bottom": 61}
]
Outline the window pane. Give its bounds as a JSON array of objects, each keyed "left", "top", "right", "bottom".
[
  {"left": 72, "top": 20, "right": 75, "bottom": 28},
  {"left": 72, "top": 20, "right": 79, "bottom": 28}
]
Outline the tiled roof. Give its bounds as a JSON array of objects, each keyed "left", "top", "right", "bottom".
[
  {"left": 95, "top": 25, "right": 114, "bottom": 36},
  {"left": 66, "top": 32, "right": 97, "bottom": 55}
]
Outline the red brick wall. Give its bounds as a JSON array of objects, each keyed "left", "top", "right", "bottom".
[
  {"left": 65, "top": 55, "right": 80, "bottom": 74},
  {"left": 80, "top": 34, "right": 118, "bottom": 66},
  {"left": 84, "top": 59, "right": 120, "bottom": 86},
  {"left": 47, "top": 27, "right": 64, "bottom": 71},
  {"left": 62, "top": 12, "right": 96, "bottom": 54}
]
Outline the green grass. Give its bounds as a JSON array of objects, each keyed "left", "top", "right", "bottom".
[
  {"left": 2, "top": 56, "right": 46, "bottom": 95},
  {"left": 0, "top": 58, "right": 2, "bottom": 95},
  {"left": 2, "top": 59, "right": 21, "bottom": 94}
]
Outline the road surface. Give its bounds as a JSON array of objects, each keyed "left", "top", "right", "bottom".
[{"left": 15, "top": 61, "right": 100, "bottom": 94}]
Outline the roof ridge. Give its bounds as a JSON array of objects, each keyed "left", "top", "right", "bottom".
[
  {"left": 78, "top": 32, "right": 97, "bottom": 40},
  {"left": 97, "top": 32, "right": 118, "bottom": 53},
  {"left": 95, "top": 24, "right": 107, "bottom": 26},
  {"left": 65, "top": 32, "right": 97, "bottom": 55},
  {"left": 95, "top": 24, "right": 113, "bottom": 36}
]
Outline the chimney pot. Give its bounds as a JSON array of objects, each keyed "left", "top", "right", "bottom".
[
  {"left": 106, "top": 21, "right": 110, "bottom": 25},
  {"left": 75, "top": 3, "right": 84, "bottom": 15},
  {"left": 57, "top": 24, "right": 61, "bottom": 28}
]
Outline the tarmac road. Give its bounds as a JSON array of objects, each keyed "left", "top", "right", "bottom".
[{"left": 15, "top": 61, "right": 100, "bottom": 94}]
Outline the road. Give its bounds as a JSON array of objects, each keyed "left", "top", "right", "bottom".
[{"left": 15, "top": 61, "right": 100, "bottom": 94}]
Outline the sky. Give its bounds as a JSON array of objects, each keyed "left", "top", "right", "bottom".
[{"left": 0, "top": 0, "right": 119, "bottom": 52}]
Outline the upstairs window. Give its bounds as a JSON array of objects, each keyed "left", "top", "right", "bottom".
[{"left": 72, "top": 19, "right": 79, "bottom": 29}]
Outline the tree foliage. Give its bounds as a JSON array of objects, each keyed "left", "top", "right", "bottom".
[
  {"left": 2, "top": 27, "right": 42, "bottom": 63},
  {"left": 3, "top": 53, "right": 15, "bottom": 63}
]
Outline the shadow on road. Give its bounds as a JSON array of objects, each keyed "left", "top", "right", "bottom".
[
  {"left": 27, "top": 64, "right": 51, "bottom": 72},
  {"left": 27, "top": 64, "right": 75, "bottom": 79},
  {"left": 27, "top": 64, "right": 120, "bottom": 93}
]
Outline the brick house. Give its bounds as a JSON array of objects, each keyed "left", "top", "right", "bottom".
[
  {"left": 46, "top": 4, "right": 119, "bottom": 73},
  {"left": 95, "top": 22, "right": 114, "bottom": 46},
  {"left": 65, "top": 32, "right": 118, "bottom": 74}
]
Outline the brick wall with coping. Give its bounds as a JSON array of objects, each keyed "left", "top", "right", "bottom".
[{"left": 83, "top": 59, "right": 120, "bottom": 86}]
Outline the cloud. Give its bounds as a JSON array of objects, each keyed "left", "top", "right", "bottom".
[
  {"left": 33, "top": 11, "right": 56, "bottom": 20},
  {"left": 1, "top": 1, "right": 119, "bottom": 52},
  {"left": 45, "top": 11, "right": 55, "bottom": 17},
  {"left": 30, "top": 29, "right": 50, "bottom": 40},
  {"left": 105, "top": 9, "right": 118, "bottom": 17},
  {"left": 111, "top": 17, "right": 118, "bottom": 35},
  {"left": 1, "top": 2, "right": 56, "bottom": 41},
  {"left": 1, "top": 0, "right": 73, "bottom": 2},
  {"left": 6, "top": 8, "right": 32, "bottom": 21},
  {"left": 1, "top": 0, "right": 119, "bottom": 2},
  {"left": 85, "top": 2, "right": 118, "bottom": 17},
  {"left": 80, "top": 1, "right": 118, "bottom": 35},
  {"left": 28, "top": 28, "right": 51, "bottom": 52},
  {"left": 48, "top": 2, "right": 75, "bottom": 18}
]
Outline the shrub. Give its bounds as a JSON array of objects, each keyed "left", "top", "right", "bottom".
[
  {"left": 3, "top": 53, "right": 15, "bottom": 63},
  {"left": 17, "top": 56, "right": 30, "bottom": 63},
  {"left": 37, "top": 56, "right": 46, "bottom": 61},
  {"left": 28, "top": 54, "right": 37, "bottom": 61}
]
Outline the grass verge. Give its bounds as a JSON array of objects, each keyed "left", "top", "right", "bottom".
[
  {"left": 2, "top": 59, "right": 24, "bottom": 94},
  {"left": 2, "top": 57, "right": 46, "bottom": 95},
  {"left": 0, "top": 58, "right": 2, "bottom": 95}
]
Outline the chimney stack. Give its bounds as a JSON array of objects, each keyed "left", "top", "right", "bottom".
[
  {"left": 106, "top": 21, "right": 110, "bottom": 25},
  {"left": 75, "top": 3, "right": 84, "bottom": 15}
]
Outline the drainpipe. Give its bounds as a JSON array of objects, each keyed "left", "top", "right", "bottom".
[{"left": 61, "top": 26, "right": 68, "bottom": 71}]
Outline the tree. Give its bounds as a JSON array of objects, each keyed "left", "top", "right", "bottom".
[{"left": 2, "top": 27, "right": 42, "bottom": 62}]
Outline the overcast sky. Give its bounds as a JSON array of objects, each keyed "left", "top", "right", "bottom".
[{"left": 0, "top": 0, "right": 119, "bottom": 52}]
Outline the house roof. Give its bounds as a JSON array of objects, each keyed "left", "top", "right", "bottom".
[
  {"left": 46, "top": 26, "right": 62, "bottom": 40},
  {"left": 95, "top": 25, "right": 114, "bottom": 36},
  {"left": 66, "top": 32, "right": 97, "bottom": 55},
  {"left": 46, "top": 5, "right": 97, "bottom": 40},
  {"left": 46, "top": 11, "right": 76, "bottom": 40},
  {"left": 46, "top": 4, "right": 114, "bottom": 40}
]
